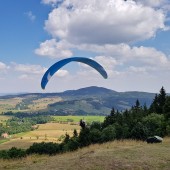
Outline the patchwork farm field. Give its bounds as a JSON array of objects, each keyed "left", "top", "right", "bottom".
[
  {"left": 0, "top": 122, "right": 81, "bottom": 150},
  {"left": 0, "top": 98, "right": 22, "bottom": 113},
  {"left": 0, "top": 97, "right": 62, "bottom": 113},
  {"left": 0, "top": 115, "right": 104, "bottom": 150}
]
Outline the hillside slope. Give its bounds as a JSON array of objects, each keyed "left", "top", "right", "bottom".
[{"left": 0, "top": 138, "right": 170, "bottom": 170}]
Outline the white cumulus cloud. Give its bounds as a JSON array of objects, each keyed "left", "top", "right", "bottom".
[
  {"left": 32, "top": 0, "right": 170, "bottom": 92},
  {"left": 19, "top": 74, "right": 32, "bottom": 80},
  {"left": 12, "top": 63, "right": 46, "bottom": 75},
  {"left": 55, "top": 69, "right": 69, "bottom": 77},
  {"left": 0, "top": 62, "right": 10, "bottom": 72},
  {"left": 35, "top": 39, "right": 72, "bottom": 59},
  {"left": 41, "top": 0, "right": 62, "bottom": 7},
  {"left": 44, "top": 0, "right": 166, "bottom": 44},
  {"left": 0, "top": 62, "right": 8, "bottom": 70}
]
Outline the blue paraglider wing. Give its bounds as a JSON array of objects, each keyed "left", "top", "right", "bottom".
[{"left": 41, "top": 57, "right": 108, "bottom": 89}]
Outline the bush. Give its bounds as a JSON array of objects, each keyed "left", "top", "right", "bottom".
[
  {"left": 0, "top": 147, "right": 26, "bottom": 159},
  {"left": 166, "top": 124, "right": 170, "bottom": 136},
  {"left": 78, "top": 128, "right": 91, "bottom": 147},
  {"left": 27, "top": 142, "right": 62, "bottom": 155},
  {"left": 142, "top": 113, "right": 166, "bottom": 137},
  {"left": 100, "top": 125, "right": 116, "bottom": 143},
  {"left": 0, "top": 150, "right": 9, "bottom": 159},
  {"left": 90, "top": 122, "right": 102, "bottom": 131},
  {"left": 63, "top": 138, "right": 80, "bottom": 151},
  {"left": 114, "top": 123, "right": 130, "bottom": 139},
  {"left": 130, "top": 122, "right": 148, "bottom": 140},
  {"left": 89, "top": 129, "right": 102, "bottom": 144}
]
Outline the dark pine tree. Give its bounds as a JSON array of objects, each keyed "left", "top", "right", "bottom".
[
  {"left": 163, "top": 96, "right": 170, "bottom": 119},
  {"left": 158, "top": 86, "right": 166, "bottom": 114},
  {"left": 102, "top": 108, "right": 116, "bottom": 128},
  {"left": 149, "top": 87, "right": 166, "bottom": 114},
  {"left": 135, "top": 99, "right": 140, "bottom": 108},
  {"left": 149, "top": 94, "right": 159, "bottom": 113}
]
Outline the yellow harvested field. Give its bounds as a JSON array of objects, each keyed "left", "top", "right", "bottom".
[
  {"left": 0, "top": 139, "right": 37, "bottom": 150},
  {"left": 0, "top": 123, "right": 81, "bottom": 150},
  {"left": 0, "top": 98, "right": 22, "bottom": 105},
  {"left": 25, "top": 123, "right": 80, "bottom": 138},
  {"left": 0, "top": 98, "right": 22, "bottom": 113},
  {"left": 0, "top": 115, "right": 11, "bottom": 121},
  {"left": 0, "top": 97, "right": 62, "bottom": 113},
  {"left": 37, "top": 122, "right": 80, "bottom": 130},
  {"left": 28, "top": 97, "right": 62, "bottom": 111}
]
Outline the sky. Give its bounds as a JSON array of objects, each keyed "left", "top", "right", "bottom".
[{"left": 0, "top": 0, "right": 170, "bottom": 93}]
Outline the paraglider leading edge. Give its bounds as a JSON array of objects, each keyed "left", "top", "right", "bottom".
[{"left": 41, "top": 57, "right": 108, "bottom": 89}]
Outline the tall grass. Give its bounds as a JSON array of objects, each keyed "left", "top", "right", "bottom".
[{"left": 0, "top": 138, "right": 170, "bottom": 170}]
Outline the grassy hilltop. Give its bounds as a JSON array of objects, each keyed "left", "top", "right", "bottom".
[{"left": 0, "top": 138, "right": 170, "bottom": 170}]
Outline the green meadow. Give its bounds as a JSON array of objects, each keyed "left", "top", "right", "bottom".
[{"left": 52, "top": 115, "right": 105, "bottom": 123}]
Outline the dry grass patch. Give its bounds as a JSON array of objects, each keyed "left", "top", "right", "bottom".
[
  {"left": 0, "top": 98, "right": 22, "bottom": 113},
  {"left": 0, "top": 138, "right": 170, "bottom": 170},
  {"left": 24, "top": 123, "right": 80, "bottom": 140},
  {"left": 0, "top": 115, "right": 11, "bottom": 121},
  {"left": 0, "top": 97, "right": 62, "bottom": 113},
  {"left": 0, "top": 139, "right": 35, "bottom": 150},
  {"left": 28, "top": 97, "right": 62, "bottom": 111},
  {"left": 0, "top": 98, "right": 22, "bottom": 106}
]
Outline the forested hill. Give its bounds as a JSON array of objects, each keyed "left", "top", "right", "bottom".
[{"left": 0, "top": 86, "right": 156, "bottom": 115}]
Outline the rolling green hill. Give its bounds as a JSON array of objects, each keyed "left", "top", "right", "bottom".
[{"left": 0, "top": 86, "right": 155, "bottom": 115}]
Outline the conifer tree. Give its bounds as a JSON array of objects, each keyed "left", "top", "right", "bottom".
[
  {"left": 163, "top": 96, "right": 170, "bottom": 119},
  {"left": 135, "top": 99, "right": 140, "bottom": 108},
  {"left": 158, "top": 86, "right": 166, "bottom": 114},
  {"left": 102, "top": 107, "right": 116, "bottom": 128},
  {"left": 150, "top": 94, "right": 159, "bottom": 113},
  {"left": 149, "top": 87, "right": 166, "bottom": 114}
]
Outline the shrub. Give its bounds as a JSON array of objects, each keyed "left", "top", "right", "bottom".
[
  {"left": 27, "top": 142, "right": 62, "bottom": 155},
  {"left": 0, "top": 147, "right": 26, "bottom": 159},
  {"left": 142, "top": 113, "right": 166, "bottom": 137},
  {"left": 0, "top": 150, "right": 9, "bottom": 159},
  {"left": 90, "top": 121, "right": 102, "bottom": 131},
  {"left": 130, "top": 122, "right": 148, "bottom": 140},
  {"left": 114, "top": 123, "right": 130, "bottom": 139},
  {"left": 78, "top": 128, "right": 91, "bottom": 147},
  {"left": 63, "top": 138, "right": 80, "bottom": 151},
  {"left": 100, "top": 125, "right": 116, "bottom": 143},
  {"left": 166, "top": 124, "right": 170, "bottom": 136},
  {"left": 89, "top": 128, "right": 102, "bottom": 144}
]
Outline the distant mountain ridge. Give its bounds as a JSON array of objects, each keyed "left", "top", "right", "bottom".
[
  {"left": 0, "top": 86, "right": 156, "bottom": 115},
  {"left": 61, "top": 86, "right": 117, "bottom": 96}
]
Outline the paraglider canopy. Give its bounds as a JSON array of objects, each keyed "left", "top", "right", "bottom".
[{"left": 41, "top": 57, "right": 108, "bottom": 89}]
